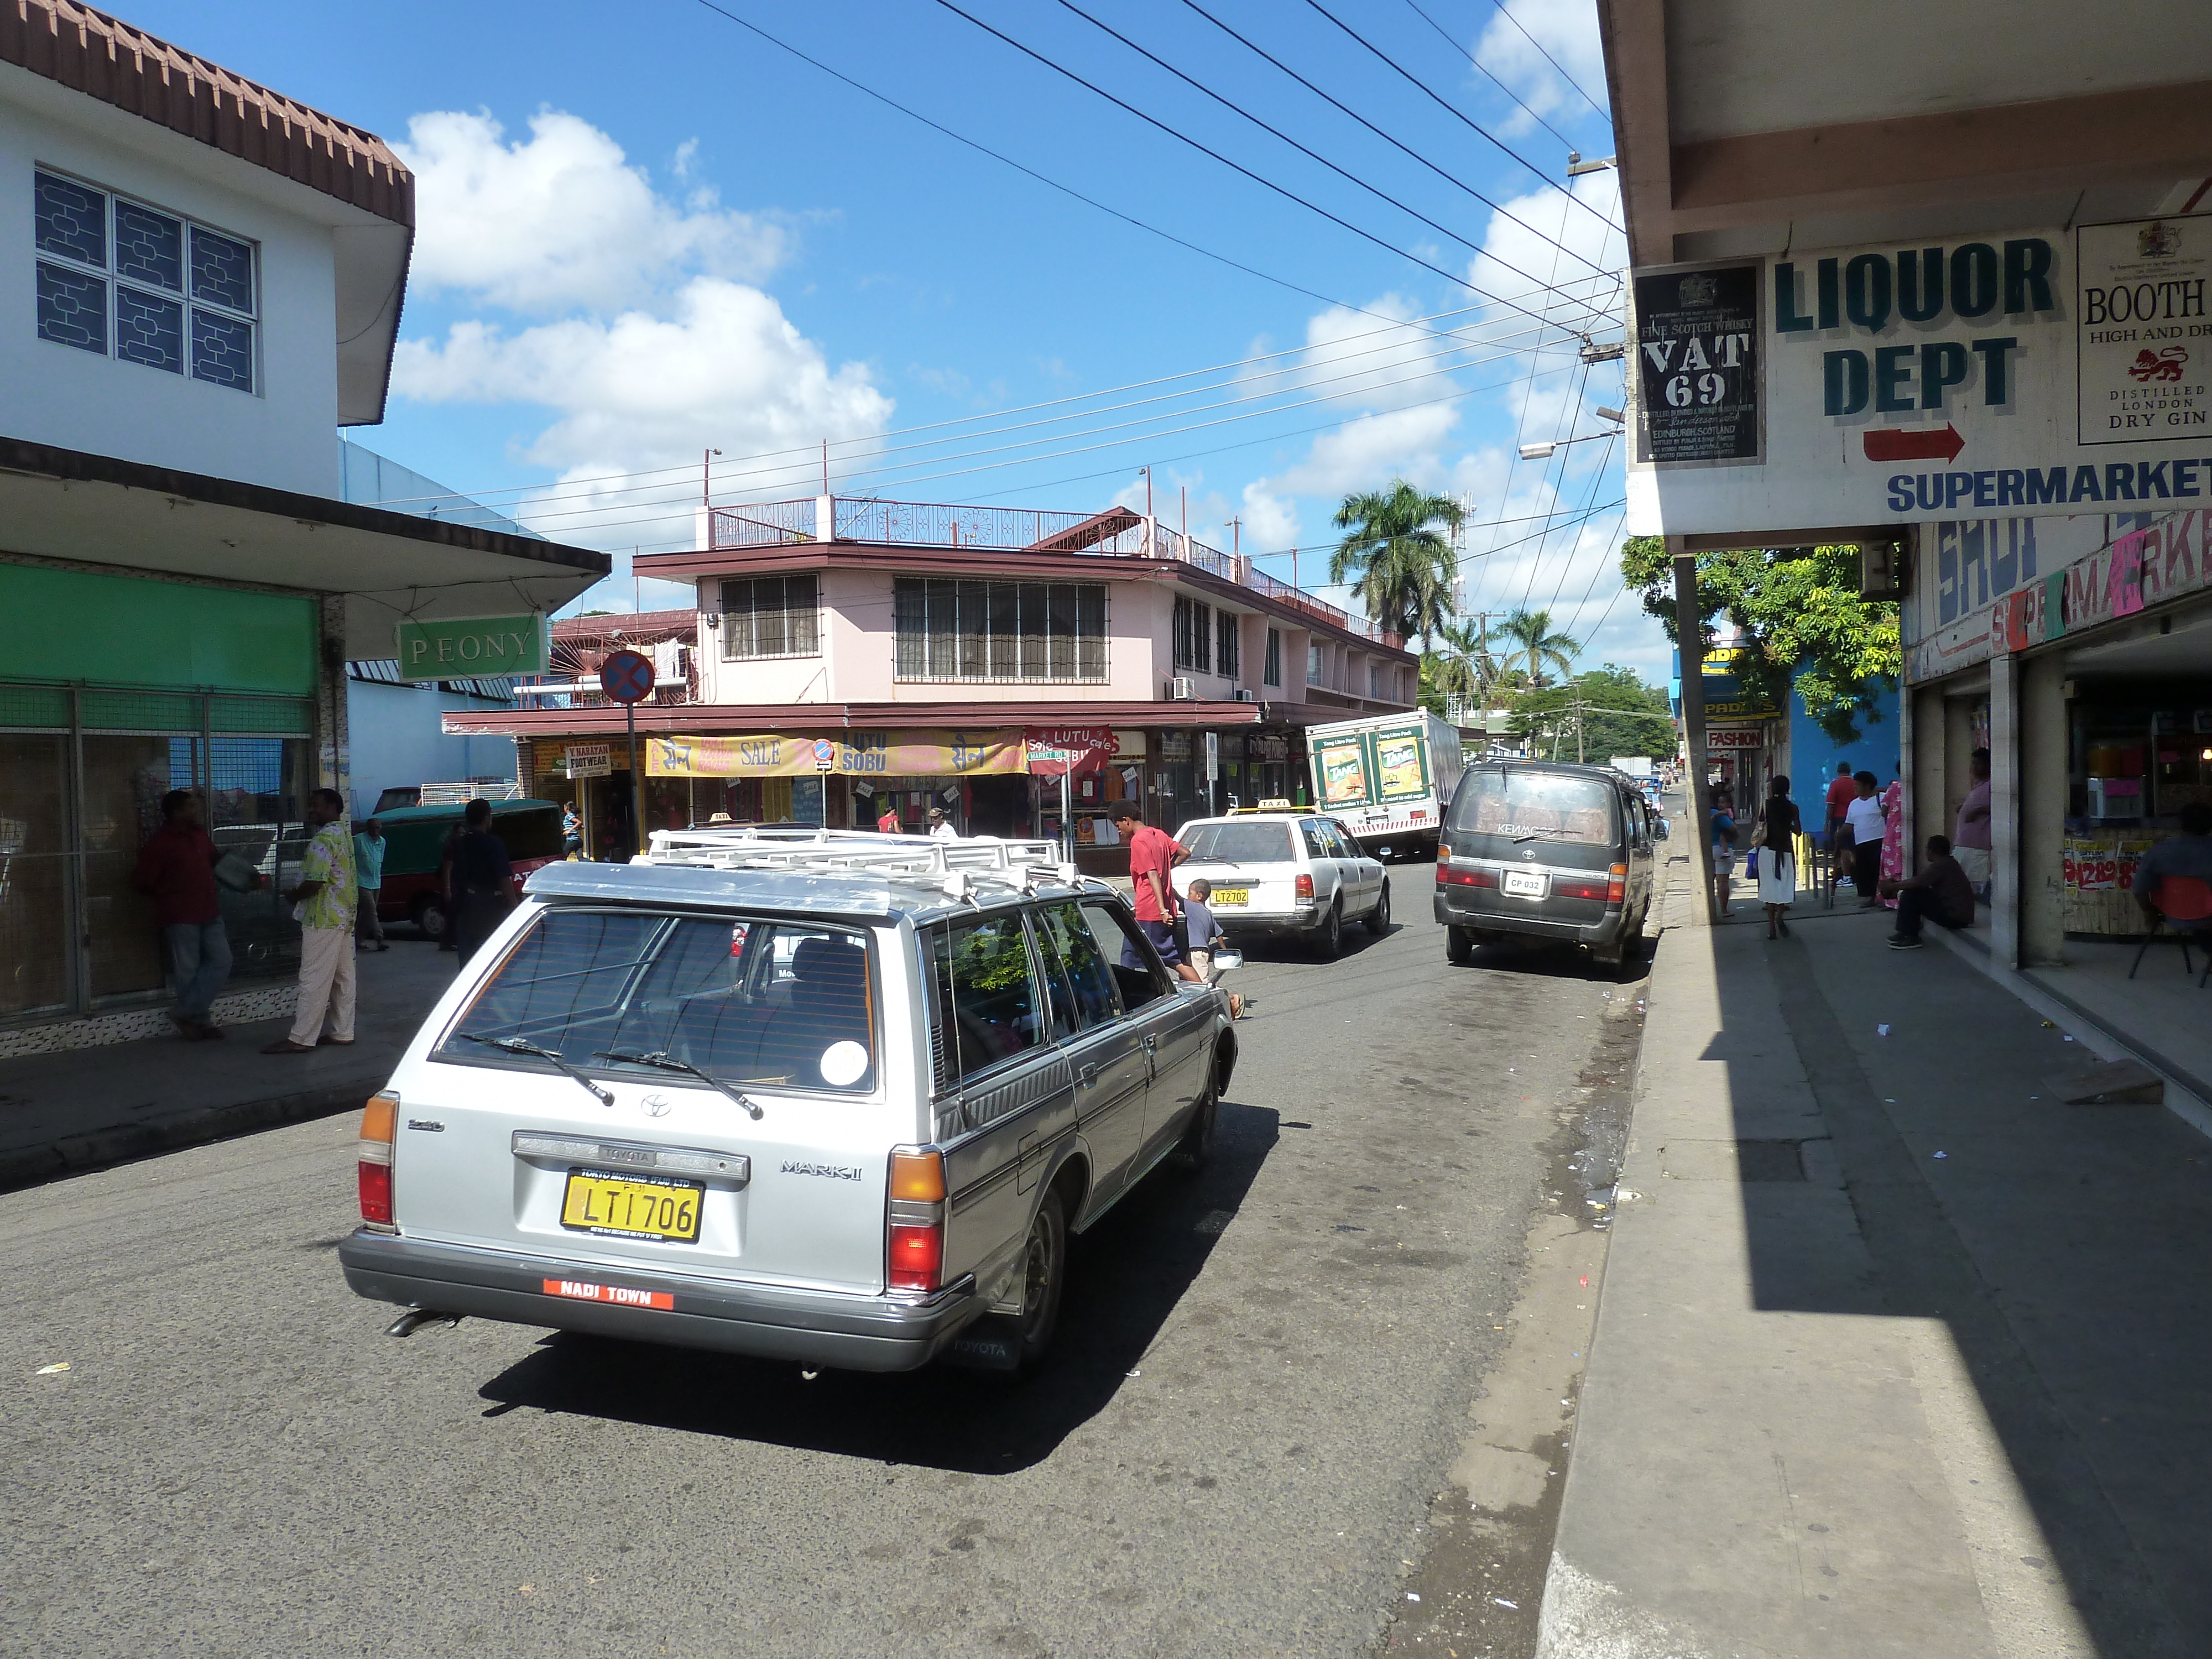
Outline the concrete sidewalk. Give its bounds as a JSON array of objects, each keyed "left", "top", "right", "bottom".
[
  {"left": 1539, "top": 866, "right": 2209, "bottom": 1657},
  {"left": 0, "top": 942, "right": 455, "bottom": 1192}
]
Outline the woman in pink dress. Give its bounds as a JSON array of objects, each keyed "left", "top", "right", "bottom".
[{"left": 1879, "top": 774, "right": 1906, "bottom": 909}]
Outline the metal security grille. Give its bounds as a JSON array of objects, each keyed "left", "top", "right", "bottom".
[{"left": 893, "top": 577, "right": 1107, "bottom": 682}]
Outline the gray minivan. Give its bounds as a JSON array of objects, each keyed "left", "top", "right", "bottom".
[{"left": 1433, "top": 761, "right": 1659, "bottom": 968}]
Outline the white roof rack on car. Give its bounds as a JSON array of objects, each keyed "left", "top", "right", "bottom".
[{"left": 637, "top": 826, "right": 1085, "bottom": 899}]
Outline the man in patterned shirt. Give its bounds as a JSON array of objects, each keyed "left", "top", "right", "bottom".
[{"left": 264, "top": 787, "right": 358, "bottom": 1054}]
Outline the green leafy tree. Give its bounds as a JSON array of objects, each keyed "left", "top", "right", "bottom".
[
  {"left": 1421, "top": 614, "right": 1500, "bottom": 714},
  {"left": 1495, "top": 607, "right": 1580, "bottom": 688},
  {"left": 1616, "top": 535, "right": 1900, "bottom": 743},
  {"left": 1505, "top": 665, "right": 1677, "bottom": 760},
  {"left": 1330, "top": 481, "right": 1463, "bottom": 649}
]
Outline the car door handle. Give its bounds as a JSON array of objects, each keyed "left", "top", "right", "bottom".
[
  {"left": 1077, "top": 1063, "right": 1098, "bottom": 1088},
  {"left": 1142, "top": 1035, "right": 1157, "bottom": 1055}
]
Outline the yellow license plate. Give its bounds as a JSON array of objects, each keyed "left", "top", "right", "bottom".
[
  {"left": 560, "top": 1169, "right": 703, "bottom": 1243},
  {"left": 1212, "top": 888, "right": 1250, "bottom": 905}
]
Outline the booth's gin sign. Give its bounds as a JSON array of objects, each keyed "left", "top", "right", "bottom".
[
  {"left": 2078, "top": 215, "right": 2212, "bottom": 445},
  {"left": 1632, "top": 263, "right": 1761, "bottom": 466}
]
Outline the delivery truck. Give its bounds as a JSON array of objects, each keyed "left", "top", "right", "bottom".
[{"left": 1306, "top": 711, "right": 1464, "bottom": 858}]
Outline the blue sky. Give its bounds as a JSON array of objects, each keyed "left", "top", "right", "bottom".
[{"left": 128, "top": 0, "right": 1649, "bottom": 674}]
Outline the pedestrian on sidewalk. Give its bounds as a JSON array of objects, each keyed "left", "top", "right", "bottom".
[
  {"left": 450, "top": 798, "right": 516, "bottom": 967},
  {"left": 265, "top": 788, "right": 356, "bottom": 1054},
  {"left": 1105, "top": 800, "right": 1200, "bottom": 982},
  {"left": 1843, "top": 771, "right": 1886, "bottom": 906},
  {"left": 561, "top": 802, "right": 582, "bottom": 858},
  {"left": 877, "top": 798, "right": 902, "bottom": 834},
  {"left": 1756, "top": 775, "right": 1801, "bottom": 939},
  {"left": 1881, "top": 835, "right": 1976, "bottom": 947},
  {"left": 353, "top": 817, "right": 388, "bottom": 952},
  {"left": 1822, "top": 760, "right": 1856, "bottom": 849},
  {"left": 131, "top": 788, "right": 234, "bottom": 1041},
  {"left": 928, "top": 805, "right": 958, "bottom": 841},
  {"left": 1709, "top": 789, "right": 1738, "bottom": 918},
  {"left": 1879, "top": 770, "right": 1906, "bottom": 909},
  {"left": 1953, "top": 749, "right": 1992, "bottom": 896}
]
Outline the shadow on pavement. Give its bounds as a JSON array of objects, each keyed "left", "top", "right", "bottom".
[{"left": 473, "top": 1100, "right": 1281, "bottom": 1474}]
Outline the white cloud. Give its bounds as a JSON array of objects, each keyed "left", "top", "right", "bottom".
[
  {"left": 1474, "top": 0, "right": 1610, "bottom": 138},
  {"left": 397, "top": 109, "right": 788, "bottom": 314},
  {"left": 394, "top": 276, "right": 891, "bottom": 513}
]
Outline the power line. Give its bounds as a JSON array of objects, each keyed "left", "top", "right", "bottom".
[
  {"left": 1172, "top": 0, "right": 1613, "bottom": 286},
  {"left": 1067, "top": 0, "right": 1618, "bottom": 293},
  {"left": 1483, "top": 0, "right": 1615, "bottom": 128},
  {"left": 1300, "top": 0, "right": 1623, "bottom": 237},
  {"left": 1396, "top": 0, "right": 1582, "bottom": 151},
  {"left": 926, "top": 0, "right": 1598, "bottom": 341}
]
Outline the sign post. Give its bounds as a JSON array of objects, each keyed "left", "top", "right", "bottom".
[{"left": 599, "top": 649, "right": 656, "bottom": 860}]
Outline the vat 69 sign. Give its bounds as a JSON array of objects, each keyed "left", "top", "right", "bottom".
[{"left": 1627, "top": 215, "right": 2212, "bottom": 535}]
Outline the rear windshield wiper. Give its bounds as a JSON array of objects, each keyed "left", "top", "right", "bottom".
[
  {"left": 595, "top": 1048, "right": 766, "bottom": 1119},
  {"left": 458, "top": 1032, "right": 613, "bottom": 1106},
  {"left": 1512, "top": 828, "right": 1567, "bottom": 843}
]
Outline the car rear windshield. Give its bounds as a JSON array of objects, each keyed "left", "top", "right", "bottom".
[
  {"left": 1449, "top": 770, "right": 1616, "bottom": 846},
  {"left": 440, "top": 908, "right": 876, "bottom": 1093},
  {"left": 494, "top": 806, "right": 564, "bottom": 863},
  {"left": 1180, "top": 821, "right": 1297, "bottom": 863}
]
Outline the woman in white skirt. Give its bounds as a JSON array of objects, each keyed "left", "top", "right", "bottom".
[{"left": 1755, "top": 775, "right": 1802, "bottom": 938}]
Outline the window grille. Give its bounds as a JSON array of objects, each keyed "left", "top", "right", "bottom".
[
  {"left": 893, "top": 578, "right": 1105, "bottom": 682},
  {"left": 34, "top": 168, "right": 258, "bottom": 391},
  {"left": 1264, "top": 628, "right": 1282, "bottom": 687},
  {"left": 719, "top": 573, "right": 820, "bottom": 660},
  {"left": 1217, "top": 612, "right": 1240, "bottom": 681},
  {"left": 1172, "top": 595, "right": 1213, "bottom": 674}
]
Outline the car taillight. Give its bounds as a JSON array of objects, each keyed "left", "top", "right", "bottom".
[
  {"left": 1295, "top": 873, "right": 1314, "bottom": 901},
  {"left": 1438, "top": 861, "right": 1495, "bottom": 888},
  {"left": 1607, "top": 862, "right": 1628, "bottom": 905},
  {"left": 888, "top": 1149, "right": 947, "bottom": 1292},
  {"left": 358, "top": 1090, "right": 398, "bottom": 1229}
]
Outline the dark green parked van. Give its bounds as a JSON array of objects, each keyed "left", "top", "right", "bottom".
[{"left": 371, "top": 799, "right": 565, "bottom": 938}]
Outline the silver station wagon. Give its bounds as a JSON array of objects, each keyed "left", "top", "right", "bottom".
[{"left": 340, "top": 831, "right": 1237, "bottom": 1374}]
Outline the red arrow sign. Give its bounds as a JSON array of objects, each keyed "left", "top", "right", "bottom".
[{"left": 1863, "top": 426, "right": 1965, "bottom": 464}]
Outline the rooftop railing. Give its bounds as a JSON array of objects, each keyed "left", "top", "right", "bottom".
[{"left": 709, "top": 495, "right": 1405, "bottom": 651}]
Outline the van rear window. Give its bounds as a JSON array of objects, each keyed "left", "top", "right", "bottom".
[
  {"left": 442, "top": 909, "right": 875, "bottom": 1093},
  {"left": 1449, "top": 771, "right": 1615, "bottom": 846},
  {"left": 1180, "top": 821, "right": 1296, "bottom": 863}
]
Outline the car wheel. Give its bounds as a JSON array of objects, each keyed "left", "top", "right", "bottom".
[
  {"left": 411, "top": 894, "right": 448, "bottom": 942},
  {"left": 1316, "top": 900, "right": 1343, "bottom": 959},
  {"left": 1446, "top": 924, "right": 1476, "bottom": 965},
  {"left": 1367, "top": 879, "right": 1391, "bottom": 936},
  {"left": 1006, "top": 1187, "right": 1067, "bottom": 1372},
  {"left": 1170, "top": 1065, "right": 1218, "bottom": 1176}
]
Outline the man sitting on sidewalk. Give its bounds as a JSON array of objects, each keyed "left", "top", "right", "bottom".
[{"left": 1880, "top": 834, "right": 1976, "bottom": 948}]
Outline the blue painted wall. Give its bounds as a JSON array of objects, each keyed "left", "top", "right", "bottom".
[
  {"left": 1790, "top": 668, "right": 1900, "bottom": 808},
  {"left": 347, "top": 680, "right": 521, "bottom": 817}
]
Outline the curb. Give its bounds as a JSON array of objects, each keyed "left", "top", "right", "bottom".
[{"left": 0, "top": 1073, "right": 384, "bottom": 1196}]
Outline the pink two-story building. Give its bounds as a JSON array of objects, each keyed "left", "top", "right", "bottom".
[{"left": 453, "top": 497, "right": 1417, "bottom": 859}]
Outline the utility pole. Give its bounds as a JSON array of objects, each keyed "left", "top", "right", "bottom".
[
  {"left": 821, "top": 438, "right": 831, "bottom": 497},
  {"left": 1673, "top": 540, "right": 1720, "bottom": 926},
  {"left": 702, "top": 446, "right": 721, "bottom": 507},
  {"left": 1575, "top": 682, "right": 1586, "bottom": 763}
]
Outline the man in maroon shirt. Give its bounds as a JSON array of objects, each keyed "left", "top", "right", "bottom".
[
  {"left": 1105, "top": 801, "right": 1199, "bottom": 982},
  {"left": 130, "top": 789, "right": 232, "bottom": 1039}
]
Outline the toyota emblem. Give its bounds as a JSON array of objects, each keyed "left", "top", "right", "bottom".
[{"left": 640, "top": 1093, "right": 673, "bottom": 1118}]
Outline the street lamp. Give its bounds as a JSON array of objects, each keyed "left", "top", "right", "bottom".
[
  {"left": 1519, "top": 424, "right": 1624, "bottom": 462},
  {"left": 1566, "top": 150, "right": 1617, "bottom": 177}
]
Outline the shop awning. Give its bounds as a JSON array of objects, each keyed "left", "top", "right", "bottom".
[
  {"left": 0, "top": 437, "right": 609, "bottom": 658},
  {"left": 443, "top": 698, "right": 1276, "bottom": 739}
]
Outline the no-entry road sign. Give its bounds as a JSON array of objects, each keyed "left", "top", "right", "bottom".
[{"left": 600, "top": 650, "right": 656, "bottom": 705}]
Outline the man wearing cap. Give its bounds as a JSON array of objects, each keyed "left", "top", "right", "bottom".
[{"left": 928, "top": 806, "right": 958, "bottom": 842}]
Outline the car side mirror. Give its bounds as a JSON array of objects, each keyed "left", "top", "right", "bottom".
[{"left": 1212, "top": 948, "right": 1244, "bottom": 972}]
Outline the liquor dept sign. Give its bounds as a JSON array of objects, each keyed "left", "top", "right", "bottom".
[{"left": 1626, "top": 215, "right": 2212, "bottom": 535}]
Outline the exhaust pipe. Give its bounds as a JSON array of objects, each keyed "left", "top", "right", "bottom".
[{"left": 385, "top": 1308, "right": 463, "bottom": 1338}]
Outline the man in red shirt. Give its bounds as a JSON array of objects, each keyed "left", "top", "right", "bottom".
[
  {"left": 130, "top": 789, "right": 232, "bottom": 1039},
  {"left": 1105, "top": 800, "right": 1199, "bottom": 982},
  {"left": 1821, "top": 761, "right": 1858, "bottom": 900}
]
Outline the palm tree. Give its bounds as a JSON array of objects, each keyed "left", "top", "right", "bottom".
[
  {"left": 1427, "top": 615, "right": 1499, "bottom": 712},
  {"left": 1496, "top": 607, "right": 1580, "bottom": 688},
  {"left": 1329, "top": 482, "right": 1463, "bottom": 648}
]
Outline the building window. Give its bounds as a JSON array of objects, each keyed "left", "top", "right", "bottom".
[
  {"left": 1217, "top": 613, "right": 1240, "bottom": 681},
  {"left": 1264, "top": 628, "right": 1281, "bottom": 687},
  {"left": 893, "top": 577, "right": 1105, "bottom": 682},
  {"left": 33, "top": 169, "right": 258, "bottom": 391},
  {"left": 1308, "top": 642, "right": 1326, "bottom": 686},
  {"left": 1173, "top": 595, "right": 1213, "bottom": 674},
  {"left": 1369, "top": 665, "right": 1382, "bottom": 698},
  {"left": 720, "top": 573, "right": 820, "bottom": 659}
]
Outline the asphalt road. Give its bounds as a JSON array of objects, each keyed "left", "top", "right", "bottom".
[{"left": 3, "top": 865, "right": 1637, "bottom": 1659}]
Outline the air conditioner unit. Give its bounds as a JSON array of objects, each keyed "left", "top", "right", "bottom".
[
  {"left": 1232, "top": 688, "right": 1258, "bottom": 703},
  {"left": 1166, "top": 677, "right": 1196, "bottom": 701}
]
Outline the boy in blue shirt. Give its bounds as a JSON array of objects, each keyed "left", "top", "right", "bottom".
[{"left": 1184, "top": 879, "right": 1247, "bottom": 1018}]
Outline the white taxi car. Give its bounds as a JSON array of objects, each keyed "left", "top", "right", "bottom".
[{"left": 1172, "top": 811, "right": 1389, "bottom": 957}]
